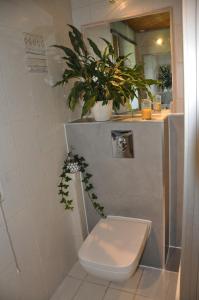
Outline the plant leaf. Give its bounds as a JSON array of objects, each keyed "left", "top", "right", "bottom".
[
  {"left": 100, "top": 38, "right": 115, "bottom": 55},
  {"left": 87, "top": 38, "right": 102, "bottom": 59},
  {"left": 69, "top": 31, "right": 81, "bottom": 55},
  {"left": 68, "top": 24, "right": 88, "bottom": 56},
  {"left": 81, "top": 96, "right": 96, "bottom": 117}
]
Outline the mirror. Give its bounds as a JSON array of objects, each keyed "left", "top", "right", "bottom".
[{"left": 83, "top": 11, "right": 172, "bottom": 111}]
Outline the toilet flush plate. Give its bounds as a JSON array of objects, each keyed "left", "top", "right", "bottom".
[{"left": 111, "top": 130, "right": 134, "bottom": 158}]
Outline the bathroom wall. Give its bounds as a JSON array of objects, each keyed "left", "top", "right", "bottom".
[
  {"left": 71, "top": 0, "right": 184, "bottom": 113},
  {"left": 136, "top": 29, "right": 171, "bottom": 57},
  {"left": 0, "top": 1, "right": 80, "bottom": 299},
  {"left": 84, "top": 24, "right": 112, "bottom": 53},
  {"left": 111, "top": 21, "right": 136, "bottom": 66},
  {"left": 169, "top": 114, "right": 184, "bottom": 247},
  {"left": 110, "top": 21, "right": 135, "bottom": 41}
]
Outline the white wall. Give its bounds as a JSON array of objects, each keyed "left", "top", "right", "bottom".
[
  {"left": 136, "top": 29, "right": 171, "bottom": 56},
  {"left": 71, "top": 0, "right": 184, "bottom": 112},
  {"left": 0, "top": 1, "right": 81, "bottom": 299},
  {"left": 84, "top": 23, "right": 112, "bottom": 53},
  {"left": 111, "top": 21, "right": 136, "bottom": 67},
  {"left": 110, "top": 20, "right": 135, "bottom": 40}
]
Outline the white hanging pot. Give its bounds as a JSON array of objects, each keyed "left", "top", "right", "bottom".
[{"left": 91, "top": 100, "right": 113, "bottom": 121}]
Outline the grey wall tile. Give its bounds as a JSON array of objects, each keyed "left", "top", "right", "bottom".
[
  {"left": 66, "top": 121, "right": 166, "bottom": 268},
  {"left": 169, "top": 115, "right": 184, "bottom": 247}
]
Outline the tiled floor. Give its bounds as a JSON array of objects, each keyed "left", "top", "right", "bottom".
[{"left": 50, "top": 262, "right": 178, "bottom": 300}]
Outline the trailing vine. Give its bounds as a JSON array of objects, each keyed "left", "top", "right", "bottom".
[{"left": 58, "top": 152, "right": 106, "bottom": 218}]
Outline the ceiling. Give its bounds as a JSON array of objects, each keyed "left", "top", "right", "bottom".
[{"left": 124, "top": 12, "right": 170, "bottom": 32}]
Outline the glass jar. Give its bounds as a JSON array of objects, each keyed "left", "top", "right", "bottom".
[
  {"left": 141, "top": 99, "right": 152, "bottom": 120},
  {"left": 153, "top": 95, "right": 162, "bottom": 113}
]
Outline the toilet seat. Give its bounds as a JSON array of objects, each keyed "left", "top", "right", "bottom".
[{"left": 78, "top": 216, "right": 151, "bottom": 282}]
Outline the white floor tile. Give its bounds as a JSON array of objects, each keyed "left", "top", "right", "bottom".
[
  {"left": 73, "top": 281, "right": 107, "bottom": 300},
  {"left": 51, "top": 263, "right": 178, "bottom": 300},
  {"left": 136, "top": 268, "right": 171, "bottom": 299},
  {"left": 110, "top": 267, "right": 143, "bottom": 293},
  {"left": 166, "top": 271, "right": 178, "bottom": 300},
  {"left": 104, "top": 288, "right": 134, "bottom": 300},
  {"left": 68, "top": 261, "right": 87, "bottom": 280},
  {"left": 153, "top": 270, "right": 176, "bottom": 300},
  {"left": 85, "top": 274, "right": 110, "bottom": 286},
  {"left": 50, "top": 276, "right": 82, "bottom": 300}
]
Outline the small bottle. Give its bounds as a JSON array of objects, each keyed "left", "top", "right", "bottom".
[{"left": 141, "top": 99, "right": 152, "bottom": 120}]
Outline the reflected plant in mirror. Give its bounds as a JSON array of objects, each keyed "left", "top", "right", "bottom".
[
  {"left": 52, "top": 25, "right": 158, "bottom": 121},
  {"left": 158, "top": 64, "right": 172, "bottom": 91},
  {"left": 84, "top": 11, "right": 173, "bottom": 111}
]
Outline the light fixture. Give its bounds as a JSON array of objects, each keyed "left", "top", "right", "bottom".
[
  {"left": 120, "top": 2, "right": 126, "bottom": 9},
  {"left": 156, "top": 38, "right": 163, "bottom": 46}
]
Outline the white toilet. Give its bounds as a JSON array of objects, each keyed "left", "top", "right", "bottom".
[{"left": 78, "top": 216, "right": 151, "bottom": 282}]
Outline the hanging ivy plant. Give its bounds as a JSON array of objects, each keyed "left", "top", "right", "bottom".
[{"left": 58, "top": 151, "right": 106, "bottom": 218}]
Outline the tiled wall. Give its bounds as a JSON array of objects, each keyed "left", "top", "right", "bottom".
[
  {"left": 169, "top": 114, "right": 184, "bottom": 247},
  {"left": 0, "top": 1, "right": 81, "bottom": 299},
  {"left": 71, "top": 0, "right": 184, "bottom": 113}
]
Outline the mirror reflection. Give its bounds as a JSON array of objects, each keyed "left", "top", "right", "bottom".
[{"left": 84, "top": 11, "right": 172, "bottom": 111}]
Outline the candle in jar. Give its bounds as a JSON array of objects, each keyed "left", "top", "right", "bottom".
[
  {"left": 142, "top": 108, "right": 152, "bottom": 120},
  {"left": 153, "top": 102, "right": 161, "bottom": 112}
]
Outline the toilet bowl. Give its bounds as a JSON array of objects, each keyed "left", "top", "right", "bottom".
[{"left": 78, "top": 216, "right": 151, "bottom": 282}]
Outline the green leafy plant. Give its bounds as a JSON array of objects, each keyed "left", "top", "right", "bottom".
[
  {"left": 158, "top": 64, "right": 172, "bottom": 90},
  {"left": 58, "top": 152, "right": 105, "bottom": 218},
  {"left": 52, "top": 25, "right": 158, "bottom": 116}
]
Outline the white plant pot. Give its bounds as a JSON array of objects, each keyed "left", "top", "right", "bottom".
[{"left": 91, "top": 100, "right": 113, "bottom": 121}]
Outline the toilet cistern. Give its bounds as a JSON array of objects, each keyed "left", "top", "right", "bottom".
[{"left": 78, "top": 216, "right": 151, "bottom": 282}]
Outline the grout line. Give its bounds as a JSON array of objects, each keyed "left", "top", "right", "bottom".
[
  {"left": 69, "top": 273, "right": 110, "bottom": 300},
  {"left": 140, "top": 264, "right": 179, "bottom": 274},
  {"left": 68, "top": 274, "right": 87, "bottom": 281},
  {"left": 0, "top": 195, "right": 21, "bottom": 274},
  {"left": 105, "top": 285, "right": 135, "bottom": 294},
  {"left": 165, "top": 269, "right": 179, "bottom": 274},
  {"left": 169, "top": 246, "right": 182, "bottom": 250},
  {"left": 85, "top": 279, "right": 111, "bottom": 287},
  {"left": 139, "top": 264, "right": 163, "bottom": 271},
  {"left": 134, "top": 267, "right": 145, "bottom": 295},
  {"left": 107, "top": 280, "right": 111, "bottom": 288},
  {"left": 103, "top": 267, "right": 145, "bottom": 299},
  {"left": 82, "top": 272, "right": 111, "bottom": 287},
  {"left": 79, "top": 172, "right": 89, "bottom": 236},
  {"left": 102, "top": 285, "right": 136, "bottom": 299},
  {"left": 71, "top": 279, "right": 85, "bottom": 300},
  {"left": 139, "top": 264, "right": 179, "bottom": 272},
  {"left": 102, "top": 285, "right": 110, "bottom": 300}
]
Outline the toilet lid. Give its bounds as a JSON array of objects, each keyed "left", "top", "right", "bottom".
[{"left": 78, "top": 216, "right": 150, "bottom": 273}]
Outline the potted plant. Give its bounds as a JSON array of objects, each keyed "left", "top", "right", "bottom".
[{"left": 53, "top": 25, "right": 158, "bottom": 121}]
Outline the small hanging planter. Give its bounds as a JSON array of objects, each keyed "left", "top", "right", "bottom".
[
  {"left": 65, "top": 152, "right": 81, "bottom": 173},
  {"left": 58, "top": 151, "right": 106, "bottom": 218}
]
